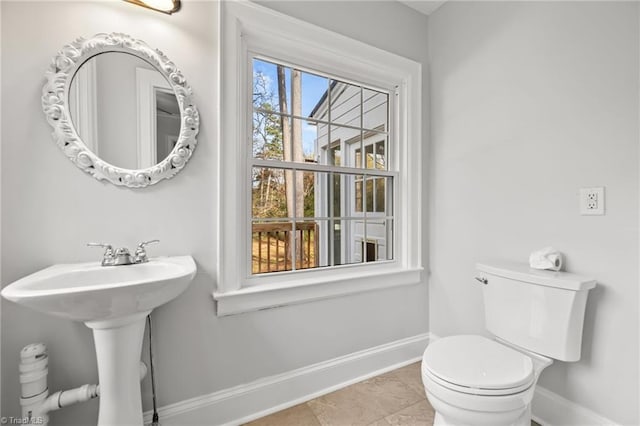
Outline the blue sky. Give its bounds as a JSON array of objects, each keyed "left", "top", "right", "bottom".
[{"left": 253, "top": 59, "right": 328, "bottom": 156}]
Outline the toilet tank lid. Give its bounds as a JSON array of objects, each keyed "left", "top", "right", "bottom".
[{"left": 477, "top": 261, "right": 596, "bottom": 291}]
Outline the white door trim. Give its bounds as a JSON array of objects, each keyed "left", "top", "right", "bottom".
[{"left": 136, "top": 67, "right": 171, "bottom": 168}]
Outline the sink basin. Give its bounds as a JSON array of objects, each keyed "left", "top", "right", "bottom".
[
  {"left": 1, "top": 255, "right": 196, "bottom": 426},
  {"left": 1, "top": 256, "right": 196, "bottom": 322}
]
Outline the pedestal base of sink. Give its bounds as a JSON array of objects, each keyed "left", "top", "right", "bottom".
[
  {"left": 0, "top": 256, "right": 197, "bottom": 425},
  {"left": 85, "top": 311, "right": 151, "bottom": 426}
]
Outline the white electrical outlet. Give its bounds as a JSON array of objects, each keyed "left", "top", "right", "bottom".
[{"left": 580, "top": 187, "right": 605, "bottom": 215}]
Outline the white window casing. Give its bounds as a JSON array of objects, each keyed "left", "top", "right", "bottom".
[{"left": 216, "top": 1, "right": 423, "bottom": 316}]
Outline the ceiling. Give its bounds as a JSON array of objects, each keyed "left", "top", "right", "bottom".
[{"left": 398, "top": 0, "right": 447, "bottom": 16}]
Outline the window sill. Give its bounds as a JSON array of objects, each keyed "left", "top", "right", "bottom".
[{"left": 213, "top": 267, "right": 424, "bottom": 316}]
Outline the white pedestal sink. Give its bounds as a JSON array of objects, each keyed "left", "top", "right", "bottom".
[{"left": 1, "top": 256, "right": 196, "bottom": 426}]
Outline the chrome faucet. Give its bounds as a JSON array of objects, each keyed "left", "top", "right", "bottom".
[
  {"left": 87, "top": 243, "right": 116, "bottom": 266},
  {"left": 133, "top": 240, "right": 159, "bottom": 264},
  {"left": 88, "top": 240, "right": 159, "bottom": 266},
  {"left": 114, "top": 247, "right": 133, "bottom": 266}
]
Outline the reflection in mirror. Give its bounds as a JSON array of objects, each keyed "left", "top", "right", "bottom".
[
  {"left": 69, "top": 52, "right": 181, "bottom": 169},
  {"left": 156, "top": 89, "right": 180, "bottom": 164}
]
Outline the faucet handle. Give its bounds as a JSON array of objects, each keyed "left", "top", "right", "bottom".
[
  {"left": 134, "top": 240, "right": 159, "bottom": 263},
  {"left": 137, "top": 240, "right": 160, "bottom": 248},
  {"left": 87, "top": 243, "right": 115, "bottom": 266},
  {"left": 87, "top": 242, "right": 112, "bottom": 249}
]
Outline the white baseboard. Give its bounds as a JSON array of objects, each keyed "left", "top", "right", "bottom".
[
  {"left": 144, "top": 332, "right": 432, "bottom": 425},
  {"left": 532, "top": 385, "right": 620, "bottom": 426},
  {"left": 143, "top": 332, "right": 617, "bottom": 426}
]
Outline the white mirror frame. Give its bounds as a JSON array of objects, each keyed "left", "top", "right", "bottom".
[{"left": 41, "top": 33, "right": 199, "bottom": 188}]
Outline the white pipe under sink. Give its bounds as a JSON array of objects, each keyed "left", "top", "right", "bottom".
[{"left": 18, "top": 342, "right": 148, "bottom": 426}]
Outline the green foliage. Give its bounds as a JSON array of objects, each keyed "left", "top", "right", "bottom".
[
  {"left": 252, "top": 70, "right": 316, "bottom": 220},
  {"left": 303, "top": 173, "right": 315, "bottom": 217},
  {"left": 252, "top": 71, "right": 287, "bottom": 218}
]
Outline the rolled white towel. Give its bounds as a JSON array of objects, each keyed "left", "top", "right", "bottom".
[{"left": 529, "top": 247, "right": 563, "bottom": 271}]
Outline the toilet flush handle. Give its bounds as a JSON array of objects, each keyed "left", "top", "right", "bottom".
[{"left": 475, "top": 277, "right": 488, "bottom": 285}]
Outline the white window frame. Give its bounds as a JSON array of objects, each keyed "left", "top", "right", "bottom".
[{"left": 215, "top": 1, "right": 423, "bottom": 316}]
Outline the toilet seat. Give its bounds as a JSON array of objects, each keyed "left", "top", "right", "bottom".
[{"left": 423, "top": 335, "right": 535, "bottom": 396}]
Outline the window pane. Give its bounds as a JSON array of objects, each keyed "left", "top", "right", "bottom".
[
  {"left": 362, "top": 137, "right": 387, "bottom": 170},
  {"left": 252, "top": 220, "right": 326, "bottom": 274},
  {"left": 317, "top": 125, "right": 375, "bottom": 169},
  {"left": 362, "top": 240, "right": 377, "bottom": 262},
  {"left": 286, "top": 117, "right": 320, "bottom": 164},
  {"left": 295, "top": 171, "right": 353, "bottom": 219},
  {"left": 330, "top": 173, "right": 342, "bottom": 217},
  {"left": 363, "top": 88, "right": 388, "bottom": 132},
  {"left": 355, "top": 177, "right": 363, "bottom": 213},
  {"left": 252, "top": 167, "right": 287, "bottom": 218},
  {"left": 375, "top": 139, "right": 386, "bottom": 170},
  {"left": 253, "top": 58, "right": 290, "bottom": 114},
  {"left": 255, "top": 169, "right": 388, "bottom": 219},
  {"left": 253, "top": 112, "right": 287, "bottom": 161},
  {"left": 301, "top": 71, "right": 329, "bottom": 119},
  {"left": 336, "top": 124, "right": 361, "bottom": 166},
  {"left": 365, "top": 177, "right": 374, "bottom": 212},
  {"left": 353, "top": 175, "right": 391, "bottom": 214},
  {"left": 328, "top": 144, "right": 341, "bottom": 167},
  {"left": 252, "top": 220, "right": 293, "bottom": 274},
  {"left": 332, "top": 124, "right": 361, "bottom": 147},
  {"left": 315, "top": 123, "right": 331, "bottom": 164},
  {"left": 352, "top": 219, "right": 368, "bottom": 263},
  {"left": 329, "top": 80, "right": 361, "bottom": 127},
  {"left": 365, "top": 144, "right": 374, "bottom": 169},
  {"left": 328, "top": 219, "right": 342, "bottom": 266},
  {"left": 355, "top": 147, "right": 362, "bottom": 169},
  {"left": 296, "top": 170, "right": 317, "bottom": 218},
  {"left": 375, "top": 177, "right": 386, "bottom": 213},
  {"left": 362, "top": 220, "right": 387, "bottom": 262},
  {"left": 296, "top": 219, "right": 325, "bottom": 270},
  {"left": 333, "top": 219, "right": 365, "bottom": 266},
  {"left": 385, "top": 219, "right": 394, "bottom": 260}
]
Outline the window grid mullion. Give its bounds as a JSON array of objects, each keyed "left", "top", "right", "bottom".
[
  {"left": 328, "top": 78, "right": 334, "bottom": 268},
  {"left": 253, "top": 107, "right": 389, "bottom": 136},
  {"left": 328, "top": 173, "right": 334, "bottom": 268},
  {"left": 251, "top": 158, "right": 397, "bottom": 178},
  {"left": 290, "top": 77, "right": 297, "bottom": 271},
  {"left": 360, "top": 86, "right": 368, "bottom": 263},
  {"left": 251, "top": 215, "right": 395, "bottom": 222}
]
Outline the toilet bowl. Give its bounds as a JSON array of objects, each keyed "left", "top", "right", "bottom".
[
  {"left": 421, "top": 262, "right": 596, "bottom": 426},
  {"left": 421, "top": 335, "right": 551, "bottom": 426}
]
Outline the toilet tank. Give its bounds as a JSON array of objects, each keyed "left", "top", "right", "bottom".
[{"left": 476, "top": 261, "right": 596, "bottom": 362}]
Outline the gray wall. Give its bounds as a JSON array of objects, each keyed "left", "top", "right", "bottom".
[
  {"left": 428, "top": 2, "right": 639, "bottom": 424},
  {"left": 0, "top": 1, "right": 429, "bottom": 424}
]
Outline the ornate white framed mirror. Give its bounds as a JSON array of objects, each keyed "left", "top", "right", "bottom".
[{"left": 42, "top": 33, "right": 199, "bottom": 187}]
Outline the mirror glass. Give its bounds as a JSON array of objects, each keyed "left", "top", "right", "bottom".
[{"left": 68, "top": 52, "right": 181, "bottom": 170}]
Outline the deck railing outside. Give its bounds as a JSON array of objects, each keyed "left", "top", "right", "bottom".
[{"left": 252, "top": 222, "right": 319, "bottom": 274}]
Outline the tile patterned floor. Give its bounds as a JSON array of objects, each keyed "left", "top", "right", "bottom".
[{"left": 245, "top": 362, "right": 542, "bottom": 426}]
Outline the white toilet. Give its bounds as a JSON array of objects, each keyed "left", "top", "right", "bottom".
[{"left": 422, "top": 261, "right": 596, "bottom": 426}]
